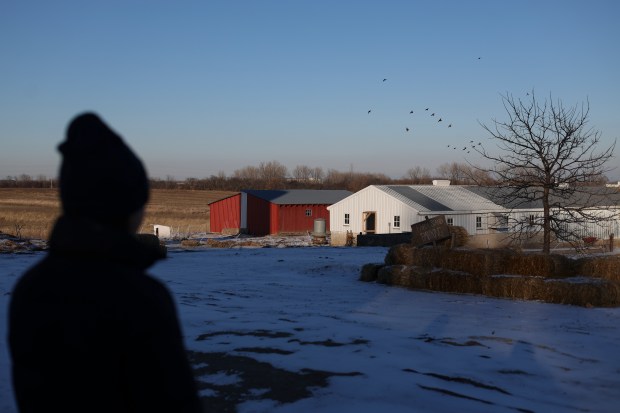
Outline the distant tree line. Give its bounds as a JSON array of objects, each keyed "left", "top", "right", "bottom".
[
  {"left": 0, "top": 175, "right": 57, "bottom": 188},
  {"left": 3, "top": 160, "right": 609, "bottom": 193}
]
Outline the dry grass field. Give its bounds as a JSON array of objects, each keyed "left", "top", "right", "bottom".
[{"left": 0, "top": 188, "right": 235, "bottom": 240}]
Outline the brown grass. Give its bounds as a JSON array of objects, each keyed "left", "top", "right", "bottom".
[{"left": 0, "top": 188, "right": 235, "bottom": 240}]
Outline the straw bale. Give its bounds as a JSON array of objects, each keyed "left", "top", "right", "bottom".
[
  {"left": 500, "top": 253, "right": 574, "bottom": 278},
  {"left": 359, "top": 263, "right": 384, "bottom": 282},
  {"left": 181, "top": 239, "right": 201, "bottom": 247},
  {"left": 482, "top": 276, "right": 620, "bottom": 307},
  {"left": 389, "top": 248, "right": 575, "bottom": 278},
  {"left": 436, "top": 226, "right": 469, "bottom": 248},
  {"left": 573, "top": 256, "right": 620, "bottom": 281},
  {"left": 377, "top": 265, "right": 483, "bottom": 293},
  {"left": 384, "top": 244, "right": 417, "bottom": 266},
  {"left": 375, "top": 264, "right": 620, "bottom": 307},
  {"left": 410, "top": 248, "right": 507, "bottom": 277}
]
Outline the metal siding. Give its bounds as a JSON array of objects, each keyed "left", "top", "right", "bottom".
[
  {"left": 247, "top": 194, "right": 271, "bottom": 236},
  {"left": 330, "top": 186, "right": 418, "bottom": 235},
  {"left": 241, "top": 193, "right": 247, "bottom": 229},
  {"left": 330, "top": 185, "right": 620, "bottom": 239},
  {"left": 277, "top": 204, "right": 331, "bottom": 233},
  {"left": 329, "top": 186, "right": 494, "bottom": 236},
  {"left": 209, "top": 194, "right": 241, "bottom": 233},
  {"left": 268, "top": 203, "right": 278, "bottom": 234}
]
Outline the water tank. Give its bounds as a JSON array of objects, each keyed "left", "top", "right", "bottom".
[{"left": 313, "top": 218, "right": 326, "bottom": 236}]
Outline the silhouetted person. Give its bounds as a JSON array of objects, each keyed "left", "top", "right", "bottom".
[{"left": 8, "top": 113, "right": 202, "bottom": 413}]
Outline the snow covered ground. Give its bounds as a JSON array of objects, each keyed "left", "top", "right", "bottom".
[{"left": 2, "top": 245, "right": 620, "bottom": 413}]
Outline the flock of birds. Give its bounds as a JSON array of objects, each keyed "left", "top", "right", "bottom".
[{"left": 366, "top": 77, "right": 482, "bottom": 154}]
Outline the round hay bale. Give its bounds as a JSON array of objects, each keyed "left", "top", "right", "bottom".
[
  {"left": 359, "top": 263, "right": 384, "bottom": 282},
  {"left": 449, "top": 226, "right": 469, "bottom": 247},
  {"left": 384, "top": 243, "right": 416, "bottom": 266}
]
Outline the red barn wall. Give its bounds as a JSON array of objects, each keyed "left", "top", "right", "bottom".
[
  {"left": 247, "top": 194, "right": 271, "bottom": 236},
  {"left": 243, "top": 195, "right": 334, "bottom": 235},
  {"left": 276, "top": 204, "right": 331, "bottom": 234},
  {"left": 209, "top": 194, "right": 241, "bottom": 233}
]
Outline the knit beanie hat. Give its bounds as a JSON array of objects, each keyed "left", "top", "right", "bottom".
[{"left": 58, "top": 113, "right": 149, "bottom": 222}]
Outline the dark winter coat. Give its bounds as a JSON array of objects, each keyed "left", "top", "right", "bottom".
[{"left": 8, "top": 216, "right": 202, "bottom": 413}]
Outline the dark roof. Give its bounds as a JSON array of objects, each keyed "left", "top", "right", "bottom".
[
  {"left": 207, "top": 192, "right": 241, "bottom": 205},
  {"left": 386, "top": 186, "right": 451, "bottom": 211},
  {"left": 242, "top": 189, "right": 352, "bottom": 205}
]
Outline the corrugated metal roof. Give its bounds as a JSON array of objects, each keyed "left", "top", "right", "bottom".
[
  {"left": 413, "top": 185, "right": 502, "bottom": 211},
  {"left": 242, "top": 189, "right": 352, "bottom": 205},
  {"left": 380, "top": 186, "right": 451, "bottom": 211},
  {"left": 378, "top": 185, "right": 504, "bottom": 212},
  {"left": 469, "top": 186, "right": 620, "bottom": 209}
]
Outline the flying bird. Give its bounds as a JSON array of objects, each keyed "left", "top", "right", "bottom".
[
  {"left": 382, "top": 78, "right": 387, "bottom": 82},
  {"left": 431, "top": 113, "right": 435, "bottom": 116},
  {"left": 368, "top": 110, "right": 371, "bottom": 114},
  {"left": 448, "top": 124, "right": 452, "bottom": 127},
  {"left": 409, "top": 110, "right": 414, "bottom": 114},
  {"left": 438, "top": 118, "right": 442, "bottom": 122},
  {"left": 406, "top": 127, "right": 410, "bottom": 132},
  {"left": 425, "top": 108, "right": 429, "bottom": 111}
]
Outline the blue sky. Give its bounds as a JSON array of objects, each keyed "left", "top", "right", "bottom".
[{"left": 1, "top": 0, "right": 619, "bottom": 180}]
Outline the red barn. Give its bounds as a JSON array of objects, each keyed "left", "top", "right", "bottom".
[{"left": 209, "top": 189, "right": 351, "bottom": 236}]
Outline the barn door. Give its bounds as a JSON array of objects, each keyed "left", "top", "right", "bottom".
[{"left": 363, "top": 211, "right": 376, "bottom": 234}]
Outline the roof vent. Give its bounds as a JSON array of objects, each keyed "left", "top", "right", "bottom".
[{"left": 432, "top": 180, "right": 451, "bottom": 186}]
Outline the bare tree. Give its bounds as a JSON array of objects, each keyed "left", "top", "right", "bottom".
[
  {"left": 476, "top": 92, "right": 617, "bottom": 253},
  {"left": 233, "top": 165, "right": 261, "bottom": 188},
  {"left": 258, "top": 161, "right": 287, "bottom": 189},
  {"left": 310, "top": 167, "right": 324, "bottom": 183},
  {"left": 436, "top": 162, "right": 489, "bottom": 185},
  {"left": 405, "top": 166, "right": 431, "bottom": 184},
  {"left": 292, "top": 165, "right": 312, "bottom": 182}
]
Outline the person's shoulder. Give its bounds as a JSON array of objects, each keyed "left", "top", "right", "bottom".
[
  {"left": 124, "top": 270, "right": 175, "bottom": 305},
  {"left": 10, "top": 254, "right": 52, "bottom": 294}
]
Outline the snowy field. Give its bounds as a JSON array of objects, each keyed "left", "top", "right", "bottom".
[{"left": 2, "top": 245, "right": 620, "bottom": 413}]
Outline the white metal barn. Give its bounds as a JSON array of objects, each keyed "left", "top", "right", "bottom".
[
  {"left": 328, "top": 183, "right": 620, "bottom": 247},
  {"left": 468, "top": 186, "right": 620, "bottom": 242},
  {"left": 327, "top": 183, "right": 507, "bottom": 245}
]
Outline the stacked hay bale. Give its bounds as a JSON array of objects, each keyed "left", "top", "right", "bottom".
[{"left": 362, "top": 243, "right": 620, "bottom": 307}]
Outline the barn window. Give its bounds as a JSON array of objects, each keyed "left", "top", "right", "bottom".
[
  {"left": 393, "top": 216, "right": 400, "bottom": 228},
  {"left": 305, "top": 209, "right": 312, "bottom": 217},
  {"left": 447, "top": 217, "right": 454, "bottom": 226},
  {"left": 344, "top": 213, "right": 350, "bottom": 225},
  {"left": 476, "top": 216, "right": 482, "bottom": 229},
  {"left": 529, "top": 214, "right": 536, "bottom": 225}
]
